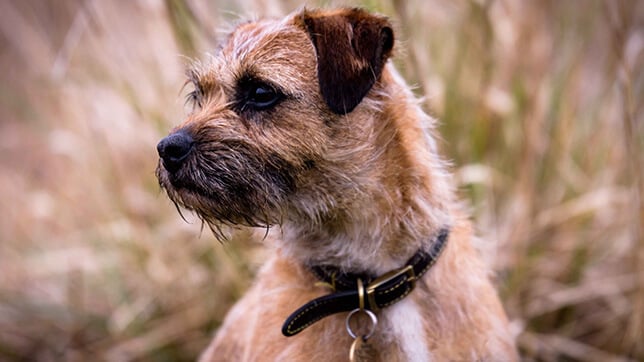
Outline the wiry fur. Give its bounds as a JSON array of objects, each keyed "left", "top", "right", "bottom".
[{"left": 156, "top": 7, "right": 518, "bottom": 361}]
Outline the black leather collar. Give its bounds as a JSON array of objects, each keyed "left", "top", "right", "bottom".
[{"left": 282, "top": 228, "right": 449, "bottom": 336}]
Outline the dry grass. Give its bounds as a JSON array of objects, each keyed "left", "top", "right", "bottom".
[{"left": 0, "top": 0, "right": 641, "bottom": 361}]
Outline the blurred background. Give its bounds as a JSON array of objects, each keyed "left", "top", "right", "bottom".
[{"left": 0, "top": 0, "right": 641, "bottom": 361}]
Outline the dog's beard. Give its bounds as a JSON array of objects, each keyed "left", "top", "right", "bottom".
[{"left": 156, "top": 144, "right": 295, "bottom": 240}]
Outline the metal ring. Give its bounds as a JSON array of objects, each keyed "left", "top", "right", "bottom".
[
  {"left": 345, "top": 308, "right": 378, "bottom": 340},
  {"left": 357, "top": 278, "right": 365, "bottom": 311}
]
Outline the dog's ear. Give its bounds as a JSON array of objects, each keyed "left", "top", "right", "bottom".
[{"left": 297, "top": 8, "right": 394, "bottom": 114}]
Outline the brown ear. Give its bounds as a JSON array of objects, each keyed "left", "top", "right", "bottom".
[{"left": 299, "top": 8, "right": 394, "bottom": 114}]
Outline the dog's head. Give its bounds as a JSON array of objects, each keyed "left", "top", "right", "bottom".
[{"left": 156, "top": 8, "right": 394, "bottom": 234}]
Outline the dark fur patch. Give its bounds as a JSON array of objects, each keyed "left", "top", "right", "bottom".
[{"left": 298, "top": 8, "right": 394, "bottom": 114}]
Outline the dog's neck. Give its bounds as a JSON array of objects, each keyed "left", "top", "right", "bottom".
[{"left": 280, "top": 66, "right": 454, "bottom": 275}]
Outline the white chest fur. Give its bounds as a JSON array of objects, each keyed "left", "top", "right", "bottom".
[{"left": 382, "top": 298, "right": 432, "bottom": 361}]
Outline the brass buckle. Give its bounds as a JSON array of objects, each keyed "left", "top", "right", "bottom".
[{"left": 365, "top": 265, "right": 416, "bottom": 310}]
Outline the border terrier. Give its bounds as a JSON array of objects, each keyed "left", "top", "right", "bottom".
[{"left": 156, "top": 7, "right": 518, "bottom": 361}]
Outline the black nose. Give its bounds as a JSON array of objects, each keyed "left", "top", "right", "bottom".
[{"left": 157, "top": 130, "right": 194, "bottom": 173}]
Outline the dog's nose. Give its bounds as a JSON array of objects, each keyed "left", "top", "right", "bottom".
[{"left": 157, "top": 130, "right": 194, "bottom": 173}]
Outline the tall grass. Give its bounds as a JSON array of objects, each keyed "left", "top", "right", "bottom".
[{"left": 0, "top": 0, "right": 641, "bottom": 361}]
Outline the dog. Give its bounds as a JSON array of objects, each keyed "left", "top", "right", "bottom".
[{"left": 156, "top": 7, "right": 518, "bottom": 361}]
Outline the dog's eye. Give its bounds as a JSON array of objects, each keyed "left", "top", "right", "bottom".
[
  {"left": 185, "top": 89, "right": 202, "bottom": 109},
  {"left": 236, "top": 76, "right": 285, "bottom": 113},
  {"left": 246, "top": 83, "right": 282, "bottom": 110}
]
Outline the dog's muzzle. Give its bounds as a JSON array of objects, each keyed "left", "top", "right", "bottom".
[{"left": 157, "top": 130, "right": 194, "bottom": 173}]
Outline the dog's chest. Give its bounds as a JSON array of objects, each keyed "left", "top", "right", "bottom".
[{"left": 378, "top": 298, "right": 432, "bottom": 361}]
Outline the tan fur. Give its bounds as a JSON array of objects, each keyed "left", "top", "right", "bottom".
[{"left": 156, "top": 8, "right": 518, "bottom": 361}]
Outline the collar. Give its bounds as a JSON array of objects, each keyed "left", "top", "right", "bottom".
[{"left": 282, "top": 228, "right": 449, "bottom": 337}]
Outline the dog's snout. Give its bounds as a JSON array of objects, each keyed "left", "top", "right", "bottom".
[{"left": 157, "top": 130, "right": 194, "bottom": 173}]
